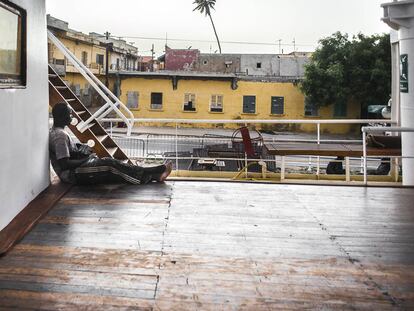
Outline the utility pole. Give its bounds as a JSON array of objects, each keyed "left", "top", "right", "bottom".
[
  {"left": 278, "top": 39, "right": 282, "bottom": 54},
  {"left": 151, "top": 44, "right": 155, "bottom": 72},
  {"left": 105, "top": 31, "right": 110, "bottom": 87},
  {"left": 292, "top": 38, "right": 296, "bottom": 53}
]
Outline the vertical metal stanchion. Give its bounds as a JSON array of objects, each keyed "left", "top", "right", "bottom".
[
  {"left": 393, "top": 157, "right": 399, "bottom": 182},
  {"left": 281, "top": 156, "right": 285, "bottom": 181},
  {"left": 363, "top": 131, "right": 367, "bottom": 185},
  {"left": 317, "top": 123, "right": 321, "bottom": 176},
  {"left": 345, "top": 157, "right": 350, "bottom": 182},
  {"left": 175, "top": 123, "right": 179, "bottom": 176},
  {"left": 245, "top": 122, "right": 248, "bottom": 179}
]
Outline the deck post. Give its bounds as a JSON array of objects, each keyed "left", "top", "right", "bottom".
[
  {"left": 281, "top": 156, "right": 285, "bottom": 181},
  {"left": 382, "top": 0, "right": 414, "bottom": 185},
  {"left": 345, "top": 157, "right": 350, "bottom": 182},
  {"left": 175, "top": 123, "right": 179, "bottom": 176},
  {"left": 393, "top": 157, "right": 399, "bottom": 182},
  {"left": 316, "top": 123, "right": 321, "bottom": 176},
  {"left": 363, "top": 131, "right": 367, "bottom": 185}
]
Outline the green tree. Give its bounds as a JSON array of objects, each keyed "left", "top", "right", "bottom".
[
  {"left": 300, "top": 32, "right": 391, "bottom": 117},
  {"left": 193, "top": 0, "right": 222, "bottom": 54}
]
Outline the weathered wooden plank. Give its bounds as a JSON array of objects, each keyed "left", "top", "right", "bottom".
[
  {"left": 1, "top": 181, "right": 413, "bottom": 309},
  {"left": 0, "top": 289, "right": 154, "bottom": 310},
  {"left": 0, "top": 178, "right": 71, "bottom": 255}
]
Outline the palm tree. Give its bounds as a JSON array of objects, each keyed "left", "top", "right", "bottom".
[{"left": 193, "top": 0, "right": 222, "bottom": 54}]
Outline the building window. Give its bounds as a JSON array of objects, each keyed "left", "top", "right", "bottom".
[
  {"left": 210, "top": 95, "right": 223, "bottom": 112},
  {"left": 54, "top": 59, "right": 65, "bottom": 66},
  {"left": 333, "top": 102, "right": 347, "bottom": 117},
  {"left": 271, "top": 96, "right": 284, "bottom": 115},
  {"left": 243, "top": 95, "right": 256, "bottom": 114},
  {"left": 81, "top": 51, "right": 88, "bottom": 66},
  {"left": 0, "top": 1, "right": 26, "bottom": 87},
  {"left": 151, "top": 92, "right": 163, "bottom": 110},
  {"left": 72, "top": 84, "right": 81, "bottom": 97},
  {"left": 183, "top": 93, "right": 196, "bottom": 112},
  {"left": 256, "top": 62, "right": 262, "bottom": 69},
  {"left": 127, "top": 91, "right": 139, "bottom": 109},
  {"left": 304, "top": 99, "right": 319, "bottom": 117},
  {"left": 83, "top": 83, "right": 90, "bottom": 96},
  {"left": 96, "top": 54, "right": 104, "bottom": 66}
]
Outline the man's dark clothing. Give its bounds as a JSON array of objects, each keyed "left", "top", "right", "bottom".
[
  {"left": 326, "top": 157, "right": 345, "bottom": 175},
  {"left": 49, "top": 126, "right": 165, "bottom": 184}
]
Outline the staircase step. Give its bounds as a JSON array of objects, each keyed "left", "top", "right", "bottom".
[
  {"left": 107, "top": 147, "right": 118, "bottom": 157},
  {"left": 96, "top": 135, "right": 108, "bottom": 143},
  {"left": 82, "top": 122, "right": 96, "bottom": 131},
  {"left": 48, "top": 64, "right": 131, "bottom": 164}
]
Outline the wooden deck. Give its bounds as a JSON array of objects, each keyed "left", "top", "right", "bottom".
[{"left": 0, "top": 182, "right": 413, "bottom": 310}]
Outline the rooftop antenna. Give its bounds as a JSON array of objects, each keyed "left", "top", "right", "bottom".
[
  {"left": 151, "top": 44, "right": 155, "bottom": 72},
  {"left": 165, "top": 32, "right": 168, "bottom": 52},
  {"left": 104, "top": 31, "right": 111, "bottom": 87}
]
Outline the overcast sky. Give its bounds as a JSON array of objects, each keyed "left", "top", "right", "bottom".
[{"left": 46, "top": 0, "right": 390, "bottom": 56}]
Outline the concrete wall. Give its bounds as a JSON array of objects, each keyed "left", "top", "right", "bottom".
[
  {"left": 240, "top": 55, "right": 310, "bottom": 77},
  {"left": 119, "top": 76, "right": 360, "bottom": 134},
  {"left": 195, "top": 54, "right": 241, "bottom": 73},
  {"left": 0, "top": 0, "right": 49, "bottom": 230}
]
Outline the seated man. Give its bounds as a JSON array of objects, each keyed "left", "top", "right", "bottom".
[{"left": 49, "top": 102, "right": 172, "bottom": 185}]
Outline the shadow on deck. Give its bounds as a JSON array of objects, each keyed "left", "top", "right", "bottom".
[{"left": 0, "top": 182, "right": 413, "bottom": 310}]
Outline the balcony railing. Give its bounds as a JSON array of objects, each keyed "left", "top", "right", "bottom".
[{"left": 93, "top": 118, "right": 410, "bottom": 186}]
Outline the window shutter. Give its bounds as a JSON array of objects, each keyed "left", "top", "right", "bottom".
[{"left": 271, "top": 97, "right": 284, "bottom": 115}]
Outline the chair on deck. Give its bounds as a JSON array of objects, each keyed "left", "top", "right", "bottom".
[{"left": 231, "top": 127, "right": 267, "bottom": 178}]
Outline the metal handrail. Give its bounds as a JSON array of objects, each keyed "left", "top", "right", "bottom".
[
  {"left": 102, "top": 118, "right": 395, "bottom": 125},
  {"left": 361, "top": 126, "right": 414, "bottom": 184},
  {"left": 47, "top": 30, "right": 135, "bottom": 136}
]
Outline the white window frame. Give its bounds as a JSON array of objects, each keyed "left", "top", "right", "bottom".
[
  {"left": 210, "top": 94, "right": 223, "bottom": 112},
  {"left": 183, "top": 93, "right": 196, "bottom": 112}
]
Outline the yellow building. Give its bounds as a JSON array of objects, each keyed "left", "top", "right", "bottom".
[
  {"left": 47, "top": 16, "right": 106, "bottom": 77},
  {"left": 45, "top": 15, "right": 360, "bottom": 135},
  {"left": 118, "top": 72, "right": 361, "bottom": 134}
]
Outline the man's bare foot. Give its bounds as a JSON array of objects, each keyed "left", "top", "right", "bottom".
[{"left": 158, "top": 162, "right": 172, "bottom": 182}]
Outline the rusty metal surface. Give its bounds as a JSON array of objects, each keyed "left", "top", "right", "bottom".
[{"left": 0, "top": 182, "right": 413, "bottom": 310}]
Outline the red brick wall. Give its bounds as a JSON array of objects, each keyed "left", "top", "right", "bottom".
[{"left": 165, "top": 49, "right": 200, "bottom": 71}]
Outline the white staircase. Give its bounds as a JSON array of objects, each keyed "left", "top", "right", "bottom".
[{"left": 47, "top": 30, "right": 134, "bottom": 136}]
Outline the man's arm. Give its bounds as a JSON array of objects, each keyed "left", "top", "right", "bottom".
[{"left": 58, "top": 155, "right": 91, "bottom": 171}]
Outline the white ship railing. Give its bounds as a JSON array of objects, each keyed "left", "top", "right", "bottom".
[
  {"left": 361, "top": 126, "right": 414, "bottom": 184},
  {"left": 99, "top": 118, "right": 407, "bottom": 185}
]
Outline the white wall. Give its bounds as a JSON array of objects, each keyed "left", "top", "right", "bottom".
[
  {"left": 241, "top": 54, "right": 310, "bottom": 77},
  {"left": 0, "top": 0, "right": 49, "bottom": 230}
]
